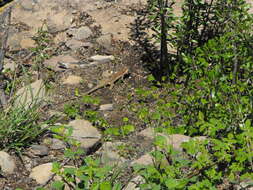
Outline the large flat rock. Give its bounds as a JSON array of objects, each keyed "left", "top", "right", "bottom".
[
  {"left": 68, "top": 119, "right": 102, "bottom": 150},
  {"left": 14, "top": 79, "right": 47, "bottom": 109}
]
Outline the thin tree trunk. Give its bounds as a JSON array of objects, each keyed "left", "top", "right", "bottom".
[{"left": 159, "top": 0, "right": 169, "bottom": 79}]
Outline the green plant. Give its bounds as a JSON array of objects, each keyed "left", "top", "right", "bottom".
[
  {"left": 104, "top": 117, "right": 135, "bottom": 137},
  {"left": 63, "top": 95, "right": 111, "bottom": 131},
  {"left": 83, "top": 110, "right": 110, "bottom": 130},
  {"left": 52, "top": 157, "right": 123, "bottom": 190},
  {"left": 48, "top": 124, "right": 124, "bottom": 190},
  {"left": 0, "top": 103, "right": 47, "bottom": 152},
  {"left": 30, "top": 22, "right": 54, "bottom": 84},
  {"left": 120, "top": 117, "right": 135, "bottom": 136},
  {"left": 116, "top": 144, "right": 136, "bottom": 159},
  {"left": 63, "top": 103, "right": 80, "bottom": 119},
  {"left": 133, "top": 118, "right": 253, "bottom": 189},
  {"left": 82, "top": 95, "right": 101, "bottom": 105},
  {"left": 31, "top": 23, "right": 52, "bottom": 65}
]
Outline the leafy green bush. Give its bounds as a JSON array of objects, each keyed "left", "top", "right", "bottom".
[
  {"left": 129, "top": 0, "right": 253, "bottom": 188},
  {"left": 132, "top": 120, "right": 253, "bottom": 189},
  {"left": 133, "top": 0, "right": 253, "bottom": 79}
]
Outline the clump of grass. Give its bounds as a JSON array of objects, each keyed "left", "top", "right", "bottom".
[{"left": 0, "top": 103, "right": 46, "bottom": 152}]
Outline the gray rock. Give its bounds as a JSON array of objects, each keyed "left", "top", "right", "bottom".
[
  {"left": 140, "top": 131, "right": 192, "bottom": 152},
  {"left": 43, "top": 138, "right": 66, "bottom": 150},
  {"left": 47, "top": 11, "right": 73, "bottom": 33},
  {"left": 236, "top": 180, "right": 253, "bottom": 190},
  {"left": 66, "top": 39, "right": 92, "bottom": 50},
  {"left": 96, "top": 33, "right": 113, "bottom": 51},
  {"left": 131, "top": 153, "right": 153, "bottom": 166},
  {"left": 11, "top": 7, "right": 43, "bottom": 35},
  {"left": 48, "top": 110, "right": 66, "bottom": 119},
  {"left": 124, "top": 176, "right": 144, "bottom": 190},
  {"left": 99, "top": 104, "right": 113, "bottom": 111},
  {"left": 89, "top": 55, "right": 115, "bottom": 63},
  {"left": 44, "top": 55, "right": 80, "bottom": 71},
  {"left": 68, "top": 120, "right": 101, "bottom": 150},
  {"left": 29, "top": 163, "right": 53, "bottom": 184},
  {"left": 54, "top": 32, "right": 68, "bottom": 44},
  {"left": 20, "top": 0, "right": 35, "bottom": 10},
  {"left": 20, "top": 37, "right": 36, "bottom": 49},
  {"left": 7, "top": 31, "right": 35, "bottom": 51},
  {"left": 158, "top": 134, "right": 191, "bottom": 151},
  {"left": 7, "top": 33, "right": 23, "bottom": 51},
  {"left": 62, "top": 75, "right": 82, "bottom": 85},
  {"left": 192, "top": 136, "right": 208, "bottom": 141},
  {"left": 67, "top": 26, "right": 92, "bottom": 40},
  {"left": 14, "top": 79, "right": 47, "bottom": 109},
  {"left": 0, "top": 151, "right": 16, "bottom": 174},
  {"left": 138, "top": 127, "right": 155, "bottom": 139},
  {"left": 22, "top": 156, "right": 33, "bottom": 171},
  {"left": 29, "top": 145, "right": 49, "bottom": 156},
  {"left": 3, "top": 58, "right": 17, "bottom": 72},
  {"left": 97, "top": 142, "right": 126, "bottom": 166}
]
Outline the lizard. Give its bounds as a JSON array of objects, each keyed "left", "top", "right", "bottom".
[
  {"left": 54, "top": 67, "right": 129, "bottom": 106},
  {"left": 84, "top": 67, "right": 129, "bottom": 95}
]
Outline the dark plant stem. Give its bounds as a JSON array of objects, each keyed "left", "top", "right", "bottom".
[{"left": 232, "top": 43, "right": 238, "bottom": 85}]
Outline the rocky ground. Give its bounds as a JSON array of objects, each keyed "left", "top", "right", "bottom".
[{"left": 0, "top": 0, "right": 252, "bottom": 189}]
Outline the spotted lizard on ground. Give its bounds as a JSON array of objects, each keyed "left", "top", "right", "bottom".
[{"left": 84, "top": 67, "right": 129, "bottom": 95}]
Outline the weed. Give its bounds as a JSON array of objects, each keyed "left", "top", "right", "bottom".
[
  {"left": 0, "top": 103, "right": 47, "bottom": 152},
  {"left": 30, "top": 22, "right": 55, "bottom": 84}
]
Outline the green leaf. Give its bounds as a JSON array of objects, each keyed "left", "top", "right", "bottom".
[
  {"left": 245, "top": 119, "right": 251, "bottom": 128},
  {"left": 105, "top": 128, "right": 121, "bottom": 136},
  {"left": 64, "top": 167, "right": 76, "bottom": 175},
  {"left": 121, "top": 124, "right": 135, "bottom": 135},
  {"left": 165, "top": 178, "right": 180, "bottom": 189},
  {"left": 82, "top": 95, "right": 100, "bottom": 105},
  {"left": 100, "top": 181, "right": 112, "bottom": 190},
  {"left": 151, "top": 112, "right": 161, "bottom": 120},
  {"left": 123, "top": 117, "right": 129, "bottom": 122},
  {"left": 198, "top": 112, "right": 204, "bottom": 121},
  {"left": 154, "top": 135, "right": 167, "bottom": 149},
  {"left": 51, "top": 181, "right": 65, "bottom": 190},
  {"left": 147, "top": 74, "right": 155, "bottom": 82},
  {"left": 52, "top": 162, "right": 61, "bottom": 173}
]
